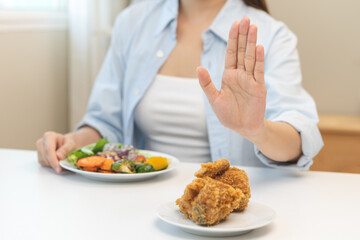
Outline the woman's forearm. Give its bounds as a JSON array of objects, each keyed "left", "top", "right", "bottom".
[
  {"left": 66, "top": 126, "right": 102, "bottom": 149},
  {"left": 248, "top": 120, "right": 302, "bottom": 162}
]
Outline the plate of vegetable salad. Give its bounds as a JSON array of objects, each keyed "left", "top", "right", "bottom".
[{"left": 59, "top": 138, "right": 179, "bottom": 182}]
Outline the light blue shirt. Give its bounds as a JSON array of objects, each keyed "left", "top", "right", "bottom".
[{"left": 78, "top": 0, "right": 323, "bottom": 169}]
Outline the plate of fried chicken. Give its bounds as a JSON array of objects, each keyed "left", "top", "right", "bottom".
[{"left": 157, "top": 159, "right": 276, "bottom": 237}]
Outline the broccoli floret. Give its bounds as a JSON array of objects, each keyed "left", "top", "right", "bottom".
[{"left": 111, "top": 160, "right": 136, "bottom": 173}]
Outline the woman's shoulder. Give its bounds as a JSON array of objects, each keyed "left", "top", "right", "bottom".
[
  {"left": 112, "top": 0, "right": 166, "bottom": 40},
  {"left": 246, "top": 6, "right": 289, "bottom": 33},
  {"left": 243, "top": 5, "right": 297, "bottom": 47}
]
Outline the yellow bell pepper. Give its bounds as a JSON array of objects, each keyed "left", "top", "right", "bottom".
[{"left": 147, "top": 156, "right": 168, "bottom": 170}]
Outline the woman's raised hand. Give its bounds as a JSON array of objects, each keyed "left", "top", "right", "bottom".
[{"left": 197, "top": 17, "right": 267, "bottom": 142}]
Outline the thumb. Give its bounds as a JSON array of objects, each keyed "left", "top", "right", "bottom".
[
  {"left": 56, "top": 140, "right": 75, "bottom": 160},
  {"left": 197, "top": 66, "right": 219, "bottom": 105}
]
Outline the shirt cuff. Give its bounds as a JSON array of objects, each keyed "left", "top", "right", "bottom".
[
  {"left": 75, "top": 115, "right": 122, "bottom": 143},
  {"left": 254, "top": 111, "right": 324, "bottom": 170}
]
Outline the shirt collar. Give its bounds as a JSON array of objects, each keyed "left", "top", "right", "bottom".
[
  {"left": 155, "top": 0, "right": 178, "bottom": 36},
  {"left": 209, "top": 0, "right": 246, "bottom": 43},
  {"left": 155, "top": 0, "right": 246, "bottom": 42}
]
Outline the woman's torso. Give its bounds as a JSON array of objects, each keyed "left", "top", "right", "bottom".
[
  {"left": 119, "top": 0, "right": 276, "bottom": 166},
  {"left": 135, "top": 74, "right": 211, "bottom": 163}
]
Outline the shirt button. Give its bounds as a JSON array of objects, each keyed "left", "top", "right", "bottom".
[
  {"left": 156, "top": 50, "right": 164, "bottom": 58},
  {"left": 135, "top": 89, "right": 140, "bottom": 95}
]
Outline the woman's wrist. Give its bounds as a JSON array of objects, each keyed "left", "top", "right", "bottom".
[
  {"left": 66, "top": 126, "right": 102, "bottom": 149},
  {"left": 240, "top": 119, "right": 269, "bottom": 147}
]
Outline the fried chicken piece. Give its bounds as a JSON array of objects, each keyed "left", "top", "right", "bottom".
[
  {"left": 194, "top": 158, "right": 230, "bottom": 178},
  {"left": 195, "top": 159, "right": 251, "bottom": 211},
  {"left": 215, "top": 167, "right": 251, "bottom": 211},
  {"left": 176, "top": 177, "right": 244, "bottom": 226},
  {"left": 177, "top": 159, "right": 251, "bottom": 225},
  {"left": 176, "top": 178, "right": 206, "bottom": 220}
]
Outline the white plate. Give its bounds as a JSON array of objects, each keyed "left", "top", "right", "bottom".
[
  {"left": 59, "top": 150, "right": 179, "bottom": 182},
  {"left": 157, "top": 201, "right": 276, "bottom": 237}
]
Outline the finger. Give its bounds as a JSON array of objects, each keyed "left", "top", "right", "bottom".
[
  {"left": 197, "top": 66, "right": 220, "bottom": 105},
  {"left": 55, "top": 135, "right": 65, "bottom": 160},
  {"left": 254, "top": 45, "right": 265, "bottom": 84},
  {"left": 36, "top": 139, "right": 47, "bottom": 166},
  {"left": 43, "top": 132, "right": 62, "bottom": 173},
  {"left": 237, "top": 17, "right": 250, "bottom": 70},
  {"left": 37, "top": 151, "right": 45, "bottom": 166},
  {"left": 245, "top": 24, "right": 258, "bottom": 76},
  {"left": 225, "top": 21, "right": 240, "bottom": 69},
  {"left": 56, "top": 138, "right": 75, "bottom": 160}
]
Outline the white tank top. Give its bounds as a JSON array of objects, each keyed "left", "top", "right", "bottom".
[{"left": 135, "top": 74, "right": 211, "bottom": 163}]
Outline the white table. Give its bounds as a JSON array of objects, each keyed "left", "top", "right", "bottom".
[{"left": 0, "top": 149, "right": 359, "bottom": 240}]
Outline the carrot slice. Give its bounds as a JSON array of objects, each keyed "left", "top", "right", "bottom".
[
  {"left": 82, "top": 167, "right": 98, "bottom": 172},
  {"left": 100, "top": 158, "right": 114, "bottom": 171},
  {"left": 76, "top": 156, "right": 106, "bottom": 168}
]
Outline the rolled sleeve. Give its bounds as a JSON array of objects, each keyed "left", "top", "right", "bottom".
[
  {"left": 254, "top": 111, "right": 324, "bottom": 170},
  {"left": 76, "top": 117, "right": 121, "bottom": 143}
]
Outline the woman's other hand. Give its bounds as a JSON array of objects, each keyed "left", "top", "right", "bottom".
[
  {"left": 36, "top": 127, "right": 102, "bottom": 173},
  {"left": 197, "top": 17, "right": 266, "bottom": 142},
  {"left": 36, "top": 132, "right": 76, "bottom": 173}
]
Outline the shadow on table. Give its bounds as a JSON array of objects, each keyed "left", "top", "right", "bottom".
[{"left": 154, "top": 218, "right": 273, "bottom": 239}]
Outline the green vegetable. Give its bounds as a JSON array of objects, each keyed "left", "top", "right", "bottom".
[
  {"left": 135, "top": 163, "right": 155, "bottom": 173},
  {"left": 67, "top": 150, "right": 93, "bottom": 165},
  {"left": 81, "top": 144, "right": 95, "bottom": 155},
  {"left": 132, "top": 160, "right": 144, "bottom": 167},
  {"left": 111, "top": 160, "right": 136, "bottom": 173},
  {"left": 92, "top": 138, "right": 109, "bottom": 154}
]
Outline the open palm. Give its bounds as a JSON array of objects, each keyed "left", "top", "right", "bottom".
[{"left": 198, "top": 17, "right": 267, "bottom": 139}]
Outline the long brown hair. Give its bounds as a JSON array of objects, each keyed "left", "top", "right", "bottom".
[{"left": 243, "top": 0, "right": 269, "bottom": 13}]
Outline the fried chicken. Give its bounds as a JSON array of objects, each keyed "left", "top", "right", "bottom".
[
  {"left": 195, "top": 159, "right": 251, "bottom": 211},
  {"left": 214, "top": 167, "right": 251, "bottom": 211},
  {"left": 194, "top": 158, "right": 230, "bottom": 178},
  {"left": 177, "top": 159, "right": 251, "bottom": 225},
  {"left": 176, "top": 177, "right": 244, "bottom": 225}
]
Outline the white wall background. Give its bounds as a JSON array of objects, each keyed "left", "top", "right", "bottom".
[
  {"left": 0, "top": 29, "right": 68, "bottom": 149},
  {"left": 267, "top": 0, "right": 360, "bottom": 115}
]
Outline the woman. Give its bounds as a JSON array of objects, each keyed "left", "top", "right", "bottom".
[{"left": 37, "top": 0, "right": 323, "bottom": 173}]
